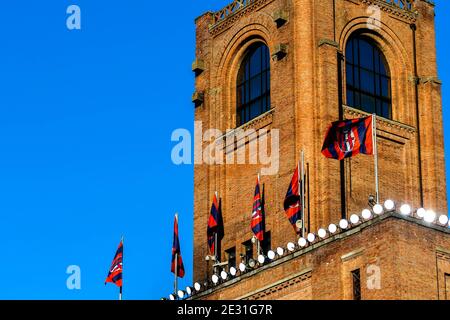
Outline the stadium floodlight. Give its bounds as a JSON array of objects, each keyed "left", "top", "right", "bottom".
[
  {"left": 318, "top": 229, "right": 327, "bottom": 239},
  {"left": 384, "top": 199, "right": 395, "bottom": 211},
  {"left": 194, "top": 282, "right": 201, "bottom": 292},
  {"left": 339, "top": 219, "right": 349, "bottom": 230},
  {"left": 177, "top": 290, "right": 185, "bottom": 299},
  {"left": 424, "top": 209, "right": 436, "bottom": 223},
  {"left": 416, "top": 208, "right": 426, "bottom": 219},
  {"left": 438, "top": 215, "right": 449, "bottom": 226},
  {"left": 229, "top": 267, "right": 237, "bottom": 277},
  {"left": 298, "top": 237, "right": 307, "bottom": 248},
  {"left": 220, "top": 271, "right": 228, "bottom": 280},
  {"left": 248, "top": 259, "right": 256, "bottom": 268},
  {"left": 186, "top": 286, "right": 193, "bottom": 295},
  {"left": 257, "top": 255, "right": 266, "bottom": 264},
  {"left": 287, "top": 242, "right": 296, "bottom": 252},
  {"left": 350, "top": 214, "right": 360, "bottom": 224},
  {"left": 307, "top": 233, "right": 316, "bottom": 243},
  {"left": 328, "top": 224, "right": 337, "bottom": 234},
  {"left": 400, "top": 204, "right": 412, "bottom": 216},
  {"left": 276, "top": 247, "right": 284, "bottom": 256},
  {"left": 373, "top": 204, "right": 384, "bottom": 215},
  {"left": 212, "top": 274, "right": 219, "bottom": 284},
  {"left": 267, "top": 250, "right": 276, "bottom": 260},
  {"left": 169, "top": 294, "right": 176, "bottom": 301},
  {"left": 362, "top": 209, "right": 372, "bottom": 220},
  {"left": 239, "top": 262, "right": 246, "bottom": 272}
]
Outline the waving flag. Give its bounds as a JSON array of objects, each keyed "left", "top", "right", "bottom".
[
  {"left": 284, "top": 165, "right": 302, "bottom": 234},
  {"left": 105, "top": 239, "right": 123, "bottom": 288},
  {"left": 321, "top": 115, "right": 374, "bottom": 161},
  {"left": 207, "top": 193, "right": 224, "bottom": 256},
  {"left": 251, "top": 176, "right": 264, "bottom": 241},
  {"left": 171, "top": 214, "right": 185, "bottom": 278}
]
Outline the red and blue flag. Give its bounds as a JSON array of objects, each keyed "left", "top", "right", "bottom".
[
  {"left": 105, "top": 239, "right": 123, "bottom": 287},
  {"left": 284, "top": 166, "right": 302, "bottom": 235},
  {"left": 251, "top": 177, "right": 264, "bottom": 241},
  {"left": 321, "top": 115, "right": 374, "bottom": 161},
  {"left": 171, "top": 214, "right": 185, "bottom": 278},
  {"left": 207, "top": 193, "right": 224, "bottom": 256}
]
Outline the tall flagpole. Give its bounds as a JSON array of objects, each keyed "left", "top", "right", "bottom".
[
  {"left": 297, "top": 152, "right": 302, "bottom": 238},
  {"left": 256, "top": 173, "right": 261, "bottom": 255},
  {"left": 120, "top": 235, "right": 124, "bottom": 301},
  {"left": 372, "top": 114, "right": 379, "bottom": 203},
  {"left": 301, "top": 150, "right": 306, "bottom": 238},
  {"left": 214, "top": 192, "right": 219, "bottom": 263},
  {"left": 174, "top": 213, "right": 178, "bottom": 296}
]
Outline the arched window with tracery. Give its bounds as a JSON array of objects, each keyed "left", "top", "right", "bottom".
[
  {"left": 346, "top": 35, "right": 392, "bottom": 119},
  {"left": 237, "top": 43, "right": 271, "bottom": 126}
]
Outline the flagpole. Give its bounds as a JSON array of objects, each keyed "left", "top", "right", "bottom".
[
  {"left": 257, "top": 173, "right": 261, "bottom": 255},
  {"left": 174, "top": 214, "right": 178, "bottom": 296},
  {"left": 372, "top": 114, "right": 379, "bottom": 203},
  {"left": 297, "top": 152, "right": 302, "bottom": 238},
  {"left": 214, "top": 192, "right": 219, "bottom": 263},
  {"left": 301, "top": 150, "right": 306, "bottom": 238},
  {"left": 120, "top": 235, "right": 124, "bottom": 301}
]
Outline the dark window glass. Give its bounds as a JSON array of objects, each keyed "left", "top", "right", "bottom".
[
  {"left": 242, "top": 240, "right": 253, "bottom": 263},
  {"left": 237, "top": 43, "right": 271, "bottom": 126},
  {"left": 261, "top": 232, "right": 271, "bottom": 255},
  {"left": 345, "top": 35, "right": 392, "bottom": 118},
  {"left": 225, "top": 247, "right": 236, "bottom": 270},
  {"left": 352, "top": 269, "right": 362, "bottom": 300}
]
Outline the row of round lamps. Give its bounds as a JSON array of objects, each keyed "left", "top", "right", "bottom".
[{"left": 167, "top": 200, "right": 448, "bottom": 300}]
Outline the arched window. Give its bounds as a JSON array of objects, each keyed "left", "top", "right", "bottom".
[
  {"left": 237, "top": 43, "right": 271, "bottom": 126},
  {"left": 346, "top": 35, "right": 392, "bottom": 119}
]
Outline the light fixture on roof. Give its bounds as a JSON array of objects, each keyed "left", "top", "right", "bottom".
[
  {"left": 424, "top": 209, "right": 436, "bottom": 223},
  {"left": 339, "top": 219, "right": 349, "bottom": 230},
  {"left": 229, "top": 267, "right": 237, "bottom": 277},
  {"left": 438, "top": 215, "right": 449, "bottom": 226},
  {"left": 318, "top": 228, "right": 327, "bottom": 239},
  {"left": 220, "top": 270, "right": 228, "bottom": 280},
  {"left": 177, "top": 290, "right": 185, "bottom": 299},
  {"left": 186, "top": 286, "right": 193, "bottom": 295},
  {"left": 384, "top": 199, "right": 395, "bottom": 211},
  {"left": 298, "top": 237, "right": 307, "bottom": 248},
  {"left": 362, "top": 209, "right": 372, "bottom": 220},
  {"left": 267, "top": 250, "right": 276, "bottom": 260},
  {"left": 239, "top": 262, "right": 246, "bottom": 272},
  {"left": 251, "top": 236, "right": 257, "bottom": 244},
  {"left": 328, "top": 224, "right": 338, "bottom": 234},
  {"left": 212, "top": 274, "right": 219, "bottom": 284},
  {"left": 169, "top": 294, "right": 176, "bottom": 301},
  {"left": 307, "top": 233, "right": 316, "bottom": 243},
  {"left": 373, "top": 204, "right": 384, "bottom": 215},
  {"left": 194, "top": 282, "right": 202, "bottom": 292},
  {"left": 287, "top": 242, "right": 296, "bottom": 252},
  {"left": 416, "top": 208, "right": 426, "bottom": 219},
  {"left": 350, "top": 214, "right": 360, "bottom": 225},
  {"left": 400, "top": 204, "right": 412, "bottom": 216},
  {"left": 257, "top": 255, "right": 266, "bottom": 264},
  {"left": 276, "top": 247, "right": 285, "bottom": 256},
  {"left": 248, "top": 258, "right": 257, "bottom": 268}
]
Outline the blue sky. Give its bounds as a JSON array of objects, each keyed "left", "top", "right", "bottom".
[{"left": 0, "top": 1, "right": 448, "bottom": 300}]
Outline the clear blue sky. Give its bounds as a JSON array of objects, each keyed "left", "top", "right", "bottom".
[{"left": 0, "top": 1, "right": 448, "bottom": 300}]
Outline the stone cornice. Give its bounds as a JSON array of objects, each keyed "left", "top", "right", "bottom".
[{"left": 360, "top": 0, "right": 418, "bottom": 23}]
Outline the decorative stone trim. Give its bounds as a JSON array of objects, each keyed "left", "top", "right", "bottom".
[
  {"left": 360, "top": 0, "right": 418, "bottom": 23},
  {"left": 192, "top": 59, "right": 205, "bottom": 76},
  {"left": 273, "top": 10, "right": 288, "bottom": 28},
  {"left": 341, "top": 248, "right": 365, "bottom": 262},
  {"left": 239, "top": 269, "right": 312, "bottom": 300},
  {"left": 436, "top": 249, "right": 450, "bottom": 262},
  {"left": 271, "top": 44, "right": 288, "bottom": 61},
  {"left": 318, "top": 39, "right": 339, "bottom": 48},
  {"left": 209, "top": 0, "right": 274, "bottom": 36},
  {"left": 343, "top": 105, "right": 416, "bottom": 135}
]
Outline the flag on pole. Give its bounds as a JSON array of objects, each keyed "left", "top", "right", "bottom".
[
  {"left": 105, "top": 239, "right": 123, "bottom": 287},
  {"left": 321, "top": 115, "right": 374, "bottom": 161},
  {"left": 284, "top": 165, "right": 302, "bottom": 234},
  {"left": 207, "top": 193, "right": 224, "bottom": 256},
  {"left": 251, "top": 176, "right": 264, "bottom": 241},
  {"left": 171, "top": 214, "right": 185, "bottom": 278}
]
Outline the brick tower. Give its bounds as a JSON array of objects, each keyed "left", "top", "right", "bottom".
[{"left": 191, "top": 0, "right": 449, "bottom": 300}]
